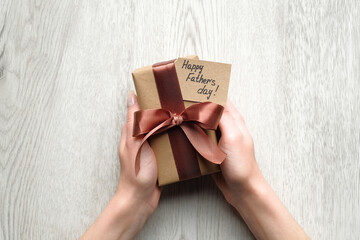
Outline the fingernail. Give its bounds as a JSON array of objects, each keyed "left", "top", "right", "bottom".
[{"left": 127, "top": 91, "right": 135, "bottom": 107}]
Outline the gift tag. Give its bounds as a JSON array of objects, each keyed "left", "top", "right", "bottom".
[{"left": 175, "top": 58, "right": 231, "bottom": 106}]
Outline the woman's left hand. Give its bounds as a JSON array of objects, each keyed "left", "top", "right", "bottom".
[{"left": 81, "top": 91, "right": 161, "bottom": 240}]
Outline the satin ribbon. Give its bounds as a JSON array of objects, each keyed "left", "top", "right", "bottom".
[{"left": 133, "top": 102, "right": 227, "bottom": 173}]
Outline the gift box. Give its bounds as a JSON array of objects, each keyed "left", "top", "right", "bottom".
[{"left": 132, "top": 55, "right": 230, "bottom": 186}]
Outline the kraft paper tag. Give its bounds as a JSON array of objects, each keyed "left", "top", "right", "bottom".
[{"left": 175, "top": 58, "right": 231, "bottom": 106}]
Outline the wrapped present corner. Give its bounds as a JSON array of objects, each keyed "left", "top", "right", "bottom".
[{"left": 132, "top": 55, "right": 231, "bottom": 186}]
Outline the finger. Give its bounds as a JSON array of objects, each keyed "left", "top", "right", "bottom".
[
  {"left": 226, "top": 99, "right": 246, "bottom": 126},
  {"left": 137, "top": 141, "right": 158, "bottom": 181},
  {"left": 119, "top": 124, "right": 127, "bottom": 166},
  {"left": 119, "top": 91, "right": 141, "bottom": 171},
  {"left": 139, "top": 141, "right": 156, "bottom": 170},
  {"left": 126, "top": 91, "right": 142, "bottom": 147},
  {"left": 126, "top": 91, "right": 140, "bottom": 128},
  {"left": 120, "top": 124, "right": 127, "bottom": 147},
  {"left": 218, "top": 106, "right": 238, "bottom": 137},
  {"left": 225, "top": 99, "right": 249, "bottom": 135}
]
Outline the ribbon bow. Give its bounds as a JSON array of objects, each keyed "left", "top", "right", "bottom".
[{"left": 133, "top": 102, "right": 227, "bottom": 173}]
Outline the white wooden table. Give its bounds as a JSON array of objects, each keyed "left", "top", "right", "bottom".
[{"left": 1, "top": 0, "right": 359, "bottom": 239}]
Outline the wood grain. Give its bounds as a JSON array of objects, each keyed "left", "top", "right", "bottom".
[{"left": 0, "top": 0, "right": 359, "bottom": 239}]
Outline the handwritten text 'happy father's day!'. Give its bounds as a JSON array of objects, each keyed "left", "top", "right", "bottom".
[{"left": 181, "top": 60, "right": 219, "bottom": 100}]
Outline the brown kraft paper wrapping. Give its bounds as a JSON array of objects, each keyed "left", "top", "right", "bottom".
[{"left": 132, "top": 55, "right": 230, "bottom": 186}]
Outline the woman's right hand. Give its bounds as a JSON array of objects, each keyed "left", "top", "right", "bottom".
[
  {"left": 213, "top": 99, "right": 309, "bottom": 240},
  {"left": 212, "top": 99, "right": 263, "bottom": 206}
]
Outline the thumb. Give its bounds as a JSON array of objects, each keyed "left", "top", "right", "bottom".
[
  {"left": 137, "top": 141, "right": 158, "bottom": 182},
  {"left": 126, "top": 91, "right": 140, "bottom": 136},
  {"left": 218, "top": 105, "right": 237, "bottom": 139}
]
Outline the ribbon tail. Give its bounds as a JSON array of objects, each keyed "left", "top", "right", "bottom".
[
  {"left": 135, "top": 118, "right": 174, "bottom": 175},
  {"left": 180, "top": 123, "right": 226, "bottom": 165}
]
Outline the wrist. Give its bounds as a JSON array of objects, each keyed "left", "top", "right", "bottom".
[
  {"left": 229, "top": 170, "right": 269, "bottom": 209},
  {"left": 114, "top": 184, "right": 155, "bottom": 218},
  {"left": 80, "top": 190, "right": 148, "bottom": 240},
  {"left": 113, "top": 188, "right": 151, "bottom": 223},
  {"left": 98, "top": 190, "right": 150, "bottom": 239}
]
